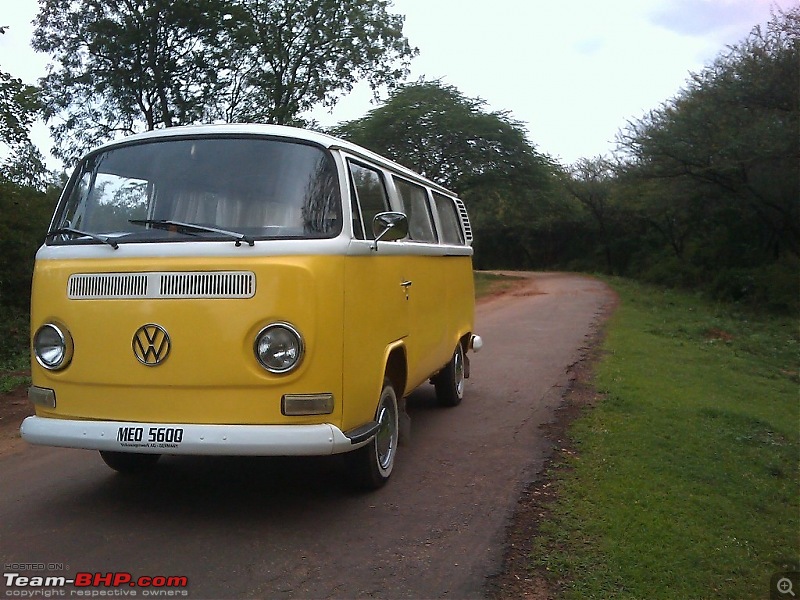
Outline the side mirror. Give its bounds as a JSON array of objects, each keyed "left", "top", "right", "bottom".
[{"left": 371, "top": 212, "right": 408, "bottom": 250}]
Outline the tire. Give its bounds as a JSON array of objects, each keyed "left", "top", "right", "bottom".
[
  {"left": 346, "top": 378, "right": 399, "bottom": 490},
  {"left": 99, "top": 451, "right": 161, "bottom": 474},
  {"left": 434, "top": 342, "right": 465, "bottom": 407}
]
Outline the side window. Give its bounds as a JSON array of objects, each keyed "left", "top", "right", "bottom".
[
  {"left": 432, "top": 192, "right": 464, "bottom": 245},
  {"left": 349, "top": 161, "right": 389, "bottom": 240},
  {"left": 394, "top": 177, "right": 437, "bottom": 243}
]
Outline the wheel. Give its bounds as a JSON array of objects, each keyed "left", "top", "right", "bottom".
[
  {"left": 346, "top": 378, "right": 399, "bottom": 490},
  {"left": 99, "top": 451, "right": 161, "bottom": 473},
  {"left": 434, "top": 342, "right": 465, "bottom": 407}
]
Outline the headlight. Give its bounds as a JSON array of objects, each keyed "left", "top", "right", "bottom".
[
  {"left": 33, "top": 322, "right": 74, "bottom": 370},
  {"left": 254, "top": 322, "right": 304, "bottom": 373}
]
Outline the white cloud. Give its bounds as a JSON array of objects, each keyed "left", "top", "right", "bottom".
[{"left": 649, "top": 0, "right": 788, "bottom": 38}]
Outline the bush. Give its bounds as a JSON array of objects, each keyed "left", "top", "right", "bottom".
[
  {"left": 705, "top": 257, "right": 797, "bottom": 313},
  {"left": 0, "top": 303, "right": 29, "bottom": 370},
  {"left": 0, "top": 180, "right": 55, "bottom": 309}
]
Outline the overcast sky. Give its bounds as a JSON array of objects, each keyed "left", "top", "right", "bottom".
[{"left": 0, "top": 0, "right": 791, "bottom": 170}]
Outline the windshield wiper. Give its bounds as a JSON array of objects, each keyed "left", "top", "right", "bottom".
[
  {"left": 46, "top": 227, "right": 119, "bottom": 250},
  {"left": 129, "top": 219, "right": 254, "bottom": 247}
]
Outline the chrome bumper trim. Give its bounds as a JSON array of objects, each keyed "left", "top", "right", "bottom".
[{"left": 20, "top": 416, "right": 370, "bottom": 456}]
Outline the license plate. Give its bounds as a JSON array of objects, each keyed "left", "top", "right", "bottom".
[{"left": 116, "top": 426, "right": 184, "bottom": 448}]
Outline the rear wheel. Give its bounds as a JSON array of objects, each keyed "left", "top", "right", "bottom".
[
  {"left": 434, "top": 342, "right": 465, "bottom": 407},
  {"left": 346, "top": 378, "right": 399, "bottom": 490},
  {"left": 99, "top": 451, "right": 161, "bottom": 473}
]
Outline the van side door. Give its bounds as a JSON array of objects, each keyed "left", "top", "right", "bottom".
[
  {"left": 390, "top": 176, "right": 452, "bottom": 390},
  {"left": 342, "top": 159, "right": 410, "bottom": 430}
]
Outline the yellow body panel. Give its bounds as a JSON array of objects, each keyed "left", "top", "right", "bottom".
[
  {"left": 31, "top": 255, "right": 346, "bottom": 426},
  {"left": 31, "top": 250, "right": 474, "bottom": 433},
  {"left": 404, "top": 254, "right": 474, "bottom": 387},
  {"left": 341, "top": 250, "right": 474, "bottom": 431}
]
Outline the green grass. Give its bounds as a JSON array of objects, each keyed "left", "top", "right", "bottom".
[
  {"left": 533, "top": 277, "right": 799, "bottom": 599},
  {"left": 474, "top": 270, "right": 525, "bottom": 299}
]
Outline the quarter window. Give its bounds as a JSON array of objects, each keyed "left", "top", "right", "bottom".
[
  {"left": 349, "top": 162, "right": 390, "bottom": 240},
  {"left": 394, "top": 178, "right": 436, "bottom": 243},
  {"left": 432, "top": 192, "right": 464, "bottom": 245}
]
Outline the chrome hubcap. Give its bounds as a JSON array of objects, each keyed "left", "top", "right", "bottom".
[
  {"left": 375, "top": 398, "right": 397, "bottom": 471},
  {"left": 454, "top": 347, "right": 465, "bottom": 398}
]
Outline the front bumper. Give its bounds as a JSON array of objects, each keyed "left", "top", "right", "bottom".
[{"left": 20, "top": 416, "right": 368, "bottom": 456}]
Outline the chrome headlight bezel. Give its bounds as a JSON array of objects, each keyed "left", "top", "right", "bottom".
[
  {"left": 33, "top": 322, "right": 74, "bottom": 371},
  {"left": 253, "top": 322, "right": 304, "bottom": 374}
]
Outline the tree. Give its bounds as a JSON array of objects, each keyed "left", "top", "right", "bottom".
[
  {"left": 596, "top": 7, "right": 800, "bottom": 308},
  {"left": 34, "top": 0, "right": 235, "bottom": 163},
  {"left": 212, "top": 0, "right": 417, "bottom": 125},
  {"left": 333, "top": 80, "right": 550, "bottom": 191},
  {"left": 33, "top": 0, "right": 416, "bottom": 164},
  {"left": 333, "top": 80, "right": 564, "bottom": 269},
  {"left": 0, "top": 179, "right": 56, "bottom": 308},
  {"left": 0, "top": 64, "right": 39, "bottom": 148},
  {"left": 618, "top": 7, "right": 800, "bottom": 261},
  {"left": 1, "top": 141, "right": 51, "bottom": 190},
  {"left": 0, "top": 26, "right": 49, "bottom": 188},
  {"left": 563, "top": 157, "right": 617, "bottom": 272}
]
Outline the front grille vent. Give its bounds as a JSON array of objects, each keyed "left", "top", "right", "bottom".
[
  {"left": 159, "top": 272, "right": 255, "bottom": 298},
  {"left": 68, "top": 272, "right": 256, "bottom": 300},
  {"left": 68, "top": 273, "right": 147, "bottom": 298}
]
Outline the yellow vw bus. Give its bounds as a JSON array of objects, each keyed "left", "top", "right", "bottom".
[{"left": 21, "top": 124, "right": 481, "bottom": 489}]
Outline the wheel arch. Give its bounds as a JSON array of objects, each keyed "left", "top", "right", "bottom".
[
  {"left": 383, "top": 342, "right": 408, "bottom": 399},
  {"left": 458, "top": 330, "right": 474, "bottom": 379},
  {"left": 459, "top": 330, "right": 472, "bottom": 352}
]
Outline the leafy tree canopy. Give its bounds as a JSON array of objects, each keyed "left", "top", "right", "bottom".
[
  {"left": 333, "top": 80, "right": 568, "bottom": 269},
  {"left": 33, "top": 0, "right": 416, "bottom": 164},
  {"left": 618, "top": 7, "right": 799, "bottom": 259},
  {"left": 0, "top": 26, "right": 48, "bottom": 188},
  {"left": 0, "top": 68, "right": 39, "bottom": 149},
  {"left": 333, "top": 80, "right": 553, "bottom": 194},
  {"left": 217, "top": 0, "right": 417, "bottom": 125}
]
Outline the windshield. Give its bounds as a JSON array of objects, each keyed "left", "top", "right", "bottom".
[{"left": 50, "top": 136, "right": 342, "bottom": 245}]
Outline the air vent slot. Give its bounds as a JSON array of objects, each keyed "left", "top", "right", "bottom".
[
  {"left": 68, "top": 272, "right": 256, "bottom": 299},
  {"left": 454, "top": 198, "right": 473, "bottom": 244},
  {"left": 159, "top": 272, "right": 255, "bottom": 298},
  {"left": 68, "top": 273, "right": 148, "bottom": 299}
]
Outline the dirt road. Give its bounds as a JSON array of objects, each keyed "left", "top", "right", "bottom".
[{"left": 0, "top": 273, "right": 614, "bottom": 599}]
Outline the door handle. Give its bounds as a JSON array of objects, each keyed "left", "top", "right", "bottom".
[{"left": 400, "top": 280, "right": 412, "bottom": 300}]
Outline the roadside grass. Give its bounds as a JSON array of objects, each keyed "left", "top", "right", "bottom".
[
  {"left": 474, "top": 271, "right": 525, "bottom": 299},
  {"left": 534, "top": 277, "right": 799, "bottom": 599}
]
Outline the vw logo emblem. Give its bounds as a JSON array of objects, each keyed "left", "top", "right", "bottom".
[{"left": 132, "top": 324, "right": 171, "bottom": 366}]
